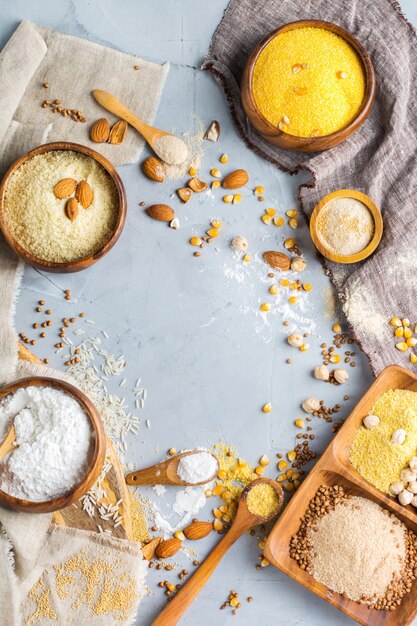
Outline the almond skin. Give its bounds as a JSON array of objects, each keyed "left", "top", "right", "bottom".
[
  {"left": 222, "top": 169, "right": 249, "bottom": 189},
  {"left": 109, "top": 120, "right": 128, "bottom": 144},
  {"left": 146, "top": 204, "right": 175, "bottom": 222},
  {"left": 187, "top": 178, "right": 208, "bottom": 193},
  {"left": 183, "top": 521, "right": 213, "bottom": 540},
  {"left": 90, "top": 118, "right": 110, "bottom": 143},
  {"left": 75, "top": 180, "right": 93, "bottom": 209},
  {"left": 176, "top": 188, "right": 193, "bottom": 203},
  {"left": 142, "top": 157, "right": 165, "bottom": 183},
  {"left": 53, "top": 178, "right": 76, "bottom": 199},
  {"left": 142, "top": 537, "right": 163, "bottom": 561},
  {"left": 263, "top": 251, "right": 291, "bottom": 271},
  {"left": 155, "top": 537, "right": 182, "bottom": 559},
  {"left": 65, "top": 197, "right": 78, "bottom": 222}
]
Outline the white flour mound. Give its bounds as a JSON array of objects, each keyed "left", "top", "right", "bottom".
[{"left": 0, "top": 386, "right": 93, "bottom": 501}]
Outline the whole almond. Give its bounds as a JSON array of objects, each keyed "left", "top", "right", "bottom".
[
  {"left": 142, "top": 157, "right": 165, "bottom": 183},
  {"left": 109, "top": 120, "right": 128, "bottom": 144},
  {"left": 176, "top": 188, "right": 193, "bottom": 203},
  {"left": 183, "top": 521, "right": 213, "bottom": 540},
  {"left": 263, "top": 251, "right": 291, "bottom": 271},
  {"left": 187, "top": 178, "right": 208, "bottom": 193},
  {"left": 222, "top": 169, "right": 249, "bottom": 189},
  {"left": 142, "top": 537, "right": 163, "bottom": 561},
  {"left": 75, "top": 180, "right": 93, "bottom": 209},
  {"left": 53, "top": 178, "right": 76, "bottom": 199},
  {"left": 90, "top": 118, "right": 110, "bottom": 143},
  {"left": 155, "top": 537, "right": 182, "bottom": 559},
  {"left": 66, "top": 197, "right": 78, "bottom": 222},
  {"left": 146, "top": 204, "right": 175, "bottom": 222}
]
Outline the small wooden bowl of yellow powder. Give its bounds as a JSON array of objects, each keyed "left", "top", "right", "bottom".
[
  {"left": 241, "top": 20, "right": 375, "bottom": 152},
  {"left": 310, "top": 189, "right": 383, "bottom": 264},
  {"left": 0, "top": 142, "right": 126, "bottom": 272}
]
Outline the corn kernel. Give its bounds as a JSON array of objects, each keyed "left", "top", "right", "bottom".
[
  {"left": 299, "top": 343, "right": 309, "bottom": 352},
  {"left": 210, "top": 168, "right": 221, "bottom": 178},
  {"left": 167, "top": 583, "right": 176, "bottom": 592},
  {"left": 395, "top": 327, "right": 404, "bottom": 337},
  {"left": 205, "top": 489, "right": 212, "bottom": 498},
  {"left": 286, "top": 468, "right": 294, "bottom": 479},
  {"left": 403, "top": 327, "right": 412, "bottom": 339},
  {"left": 221, "top": 490, "right": 232, "bottom": 502},
  {"left": 283, "top": 482, "right": 295, "bottom": 493},
  {"left": 211, "top": 219, "right": 222, "bottom": 229},
  {"left": 284, "top": 238, "right": 296, "bottom": 250},
  {"left": 336, "top": 70, "right": 347, "bottom": 79},
  {"left": 287, "top": 450, "right": 296, "bottom": 462},
  {"left": 293, "top": 480, "right": 301, "bottom": 489},
  {"left": 254, "top": 185, "right": 264, "bottom": 196},
  {"left": 291, "top": 472, "right": 301, "bottom": 480},
  {"left": 260, "top": 558, "right": 270, "bottom": 567},
  {"left": 219, "top": 505, "right": 228, "bottom": 513},
  {"left": 277, "top": 474, "right": 286, "bottom": 482},
  {"left": 273, "top": 216, "right": 285, "bottom": 227},
  {"left": 188, "top": 167, "right": 197, "bottom": 176},
  {"left": 219, "top": 154, "right": 229, "bottom": 164},
  {"left": 211, "top": 180, "right": 221, "bottom": 189},
  {"left": 266, "top": 208, "right": 276, "bottom": 217},
  {"left": 168, "top": 447, "right": 177, "bottom": 456},
  {"left": 259, "top": 454, "right": 269, "bottom": 466},
  {"left": 289, "top": 282, "right": 299, "bottom": 290},
  {"left": 278, "top": 121, "right": 288, "bottom": 131},
  {"left": 174, "top": 530, "right": 185, "bottom": 541},
  {"left": 230, "top": 597, "right": 239, "bottom": 607},
  {"left": 280, "top": 279, "right": 290, "bottom": 287},
  {"left": 286, "top": 209, "right": 297, "bottom": 218},
  {"left": 237, "top": 458, "right": 246, "bottom": 467},
  {"left": 213, "top": 519, "right": 223, "bottom": 532},
  {"left": 303, "top": 283, "right": 312, "bottom": 291},
  {"left": 269, "top": 285, "right": 279, "bottom": 295},
  {"left": 402, "top": 318, "right": 411, "bottom": 327},
  {"left": 217, "top": 469, "right": 227, "bottom": 480},
  {"left": 213, "top": 484, "right": 224, "bottom": 496},
  {"left": 330, "top": 354, "right": 341, "bottom": 363},
  {"left": 232, "top": 194, "right": 242, "bottom": 204},
  {"left": 255, "top": 466, "right": 265, "bottom": 476},
  {"left": 242, "top": 253, "right": 251, "bottom": 263},
  {"left": 410, "top": 353, "right": 417, "bottom": 364},
  {"left": 294, "top": 418, "right": 305, "bottom": 429},
  {"left": 190, "top": 236, "right": 202, "bottom": 246},
  {"left": 289, "top": 217, "right": 298, "bottom": 229},
  {"left": 277, "top": 460, "right": 288, "bottom": 471},
  {"left": 213, "top": 508, "right": 222, "bottom": 519},
  {"left": 262, "top": 402, "right": 272, "bottom": 413},
  {"left": 207, "top": 228, "right": 219, "bottom": 238},
  {"left": 396, "top": 341, "right": 408, "bottom": 352},
  {"left": 390, "top": 317, "right": 402, "bottom": 327},
  {"left": 258, "top": 538, "right": 266, "bottom": 550},
  {"left": 407, "top": 337, "right": 417, "bottom": 347},
  {"left": 289, "top": 296, "right": 298, "bottom": 304},
  {"left": 332, "top": 323, "right": 342, "bottom": 333},
  {"left": 261, "top": 214, "right": 272, "bottom": 224},
  {"left": 222, "top": 513, "right": 232, "bottom": 523},
  {"left": 260, "top": 303, "right": 271, "bottom": 312},
  {"left": 223, "top": 194, "right": 234, "bottom": 203}
]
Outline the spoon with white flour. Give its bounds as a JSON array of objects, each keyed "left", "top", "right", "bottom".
[
  {"left": 92, "top": 90, "right": 189, "bottom": 165},
  {"left": 125, "top": 450, "right": 219, "bottom": 487},
  {"left": 0, "top": 424, "right": 16, "bottom": 460}
]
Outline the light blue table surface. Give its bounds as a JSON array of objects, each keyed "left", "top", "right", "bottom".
[{"left": 1, "top": 1, "right": 416, "bottom": 624}]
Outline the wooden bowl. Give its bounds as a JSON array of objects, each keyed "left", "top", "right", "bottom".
[
  {"left": 241, "top": 20, "right": 376, "bottom": 152},
  {"left": 0, "top": 377, "right": 106, "bottom": 513},
  {"left": 310, "top": 189, "right": 383, "bottom": 264},
  {"left": 0, "top": 142, "right": 127, "bottom": 273}
]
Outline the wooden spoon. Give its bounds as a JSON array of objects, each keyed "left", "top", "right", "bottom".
[
  {"left": 125, "top": 451, "right": 219, "bottom": 487},
  {"left": 150, "top": 477, "right": 284, "bottom": 626},
  {"left": 92, "top": 90, "right": 188, "bottom": 165},
  {"left": 0, "top": 424, "right": 16, "bottom": 460}
]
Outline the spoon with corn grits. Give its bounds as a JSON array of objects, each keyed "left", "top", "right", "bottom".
[
  {"left": 0, "top": 424, "right": 16, "bottom": 460},
  {"left": 125, "top": 450, "right": 219, "bottom": 487},
  {"left": 92, "top": 90, "right": 188, "bottom": 165},
  {"left": 150, "top": 478, "right": 284, "bottom": 626}
]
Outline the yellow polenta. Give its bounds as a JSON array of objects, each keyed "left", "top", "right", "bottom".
[{"left": 252, "top": 27, "right": 366, "bottom": 138}]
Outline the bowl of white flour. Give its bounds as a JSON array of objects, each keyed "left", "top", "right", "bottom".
[{"left": 0, "top": 377, "right": 106, "bottom": 513}]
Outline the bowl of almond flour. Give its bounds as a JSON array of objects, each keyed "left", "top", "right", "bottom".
[
  {"left": 0, "top": 142, "right": 126, "bottom": 272},
  {"left": 0, "top": 377, "right": 106, "bottom": 513}
]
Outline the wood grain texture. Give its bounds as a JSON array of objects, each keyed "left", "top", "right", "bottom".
[
  {"left": 16, "top": 343, "right": 133, "bottom": 539},
  {"left": 241, "top": 19, "right": 376, "bottom": 152},
  {"left": 125, "top": 450, "right": 219, "bottom": 487},
  {"left": 0, "top": 142, "right": 127, "bottom": 273},
  {"left": 309, "top": 189, "right": 384, "bottom": 264},
  {"left": 265, "top": 365, "right": 417, "bottom": 626}
]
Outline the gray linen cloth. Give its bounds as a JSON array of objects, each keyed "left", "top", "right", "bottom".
[{"left": 203, "top": 0, "right": 417, "bottom": 375}]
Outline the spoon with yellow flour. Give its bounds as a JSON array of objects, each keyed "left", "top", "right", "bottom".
[{"left": 93, "top": 90, "right": 188, "bottom": 165}]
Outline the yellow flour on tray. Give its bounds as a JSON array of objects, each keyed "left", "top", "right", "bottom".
[{"left": 350, "top": 389, "right": 417, "bottom": 493}]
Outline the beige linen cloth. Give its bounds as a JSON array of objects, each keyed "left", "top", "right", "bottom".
[
  {"left": 203, "top": 0, "right": 417, "bottom": 375},
  {"left": 0, "top": 19, "right": 170, "bottom": 625}
]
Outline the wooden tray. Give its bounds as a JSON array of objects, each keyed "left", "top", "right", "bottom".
[
  {"left": 18, "top": 343, "right": 133, "bottom": 540},
  {"left": 265, "top": 364, "right": 417, "bottom": 626}
]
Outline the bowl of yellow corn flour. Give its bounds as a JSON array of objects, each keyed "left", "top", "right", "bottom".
[{"left": 241, "top": 20, "right": 375, "bottom": 152}]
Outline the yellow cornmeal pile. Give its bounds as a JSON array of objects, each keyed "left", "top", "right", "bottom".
[
  {"left": 128, "top": 490, "right": 151, "bottom": 544},
  {"left": 350, "top": 389, "right": 417, "bottom": 493},
  {"left": 253, "top": 27, "right": 365, "bottom": 137},
  {"left": 246, "top": 483, "right": 280, "bottom": 517},
  {"left": 4, "top": 150, "right": 119, "bottom": 263}
]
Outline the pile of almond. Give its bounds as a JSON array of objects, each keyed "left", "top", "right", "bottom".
[{"left": 53, "top": 178, "right": 93, "bottom": 222}]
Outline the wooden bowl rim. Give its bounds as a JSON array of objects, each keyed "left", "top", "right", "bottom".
[
  {"left": 243, "top": 19, "right": 376, "bottom": 145},
  {"left": 0, "top": 142, "right": 127, "bottom": 272},
  {"left": 309, "top": 189, "right": 383, "bottom": 264},
  {"left": 0, "top": 376, "right": 106, "bottom": 513}
]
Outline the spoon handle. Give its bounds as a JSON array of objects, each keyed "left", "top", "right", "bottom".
[
  {"left": 150, "top": 520, "right": 248, "bottom": 626},
  {"left": 0, "top": 425, "right": 16, "bottom": 460}
]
